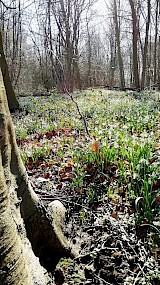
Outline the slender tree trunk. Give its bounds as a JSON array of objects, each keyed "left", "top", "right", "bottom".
[
  {"left": 153, "top": 0, "right": 159, "bottom": 84},
  {"left": 47, "top": 0, "right": 56, "bottom": 86},
  {"left": 146, "top": 29, "right": 152, "bottom": 87},
  {"left": 86, "top": 18, "right": 92, "bottom": 87},
  {"left": 141, "top": 0, "right": 151, "bottom": 89},
  {"left": 58, "top": 0, "right": 73, "bottom": 92},
  {"left": 129, "top": 0, "right": 140, "bottom": 90},
  {"left": 158, "top": 35, "right": 160, "bottom": 90},
  {"left": 0, "top": 30, "right": 19, "bottom": 111},
  {"left": 109, "top": 36, "right": 116, "bottom": 88},
  {"left": 129, "top": 46, "right": 133, "bottom": 86},
  {"left": 113, "top": 0, "right": 125, "bottom": 90},
  {"left": 72, "top": 1, "right": 81, "bottom": 90}
]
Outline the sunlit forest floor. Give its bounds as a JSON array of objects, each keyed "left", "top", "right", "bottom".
[{"left": 13, "top": 89, "right": 160, "bottom": 285}]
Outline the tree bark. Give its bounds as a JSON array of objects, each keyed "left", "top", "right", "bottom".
[
  {"left": 113, "top": 0, "right": 125, "bottom": 90},
  {"left": 129, "top": 0, "right": 140, "bottom": 90},
  {"left": 0, "top": 67, "right": 76, "bottom": 277},
  {"left": 0, "top": 30, "right": 19, "bottom": 111},
  {"left": 158, "top": 35, "right": 160, "bottom": 90},
  {"left": 0, "top": 74, "right": 33, "bottom": 284},
  {"left": 109, "top": 32, "right": 116, "bottom": 88},
  {"left": 0, "top": 173, "right": 33, "bottom": 285},
  {"left": 141, "top": 0, "right": 151, "bottom": 89},
  {"left": 153, "top": 0, "right": 159, "bottom": 84}
]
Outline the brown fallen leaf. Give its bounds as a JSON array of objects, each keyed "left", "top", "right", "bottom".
[
  {"left": 111, "top": 211, "right": 119, "bottom": 220},
  {"left": 91, "top": 140, "right": 99, "bottom": 153}
]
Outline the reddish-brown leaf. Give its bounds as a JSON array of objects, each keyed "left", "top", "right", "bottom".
[
  {"left": 44, "top": 172, "right": 50, "bottom": 179},
  {"left": 27, "top": 162, "right": 33, "bottom": 170},
  {"left": 65, "top": 166, "right": 73, "bottom": 173},
  {"left": 153, "top": 179, "right": 160, "bottom": 190},
  {"left": 155, "top": 195, "right": 160, "bottom": 203},
  {"left": 45, "top": 131, "right": 53, "bottom": 139},
  {"left": 149, "top": 158, "right": 156, "bottom": 164},
  {"left": 57, "top": 183, "right": 63, "bottom": 189},
  {"left": 77, "top": 188, "right": 83, "bottom": 194},
  {"left": 91, "top": 141, "right": 99, "bottom": 153},
  {"left": 111, "top": 211, "right": 119, "bottom": 220},
  {"left": 60, "top": 172, "right": 72, "bottom": 181}
]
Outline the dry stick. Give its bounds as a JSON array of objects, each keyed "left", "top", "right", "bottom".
[
  {"left": 133, "top": 263, "right": 146, "bottom": 285},
  {"left": 93, "top": 273, "right": 111, "bottom": 285},
  {"left": 119, "top": 240, "right": 129, "bottom": 260},
  {"left": 63, "top": 86, "right": 91, "bottom": 138},
  {"left": 47, "top": 49, "right": 91, "bottom": 138}
]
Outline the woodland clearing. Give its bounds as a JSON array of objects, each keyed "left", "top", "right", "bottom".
[{"left": 13, "top": 89, "right": 160, "bottom": 285}]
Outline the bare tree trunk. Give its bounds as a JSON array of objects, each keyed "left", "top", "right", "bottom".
[
  {"left": 141, "top": 0, "right": 151, "bottom": 89},
  {"left": 52, "top": 0, "right": 93, "bottom": 92},
  {"left": 146, "top": 29, "right": 152, "bottom": 87},
  {"left": 0, "top": 68, "right": 76, "bottom": 273},
  {"left": 58, "top": 0, "right": 73, "bottom": 92},
  {"left": 153, "top": 0, "right": 159, "bottom": 84},
  {"left": 158, "top": 35, "right": 160, "bottom": 90},
  {"left": 47, "top": 0, "right": 56, "bottom": 86},
  {"left": 109, "top": 32, "right": 116, "bottom": 88},
  {"left": 86, "top": 16, "right": 92, "bottom": 87},
  {"left": 129, "top": 0, "right": 140, "bottom": 90},
  {"left": 0, "top": 170, "right": 33, "bottom": 284},
  {"left": 113, "top": 0, "right": 125, "bottom": 90},
  {"left": 0, "top": 31, "right": 19, "bottom": 111},
  {"left": 72, "top": 0, "right": 81, "bottom": 89},
  {"left": 0, "top": 74, "right": 33, "bottom": 285}
]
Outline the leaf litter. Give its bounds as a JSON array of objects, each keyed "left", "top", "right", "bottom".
[{"left": 13, "top": 90, "right": 160, "bottom": 284}]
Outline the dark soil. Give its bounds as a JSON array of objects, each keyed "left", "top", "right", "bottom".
[{"left": 28, "top": 175, "right": 160, "bottom": 285}]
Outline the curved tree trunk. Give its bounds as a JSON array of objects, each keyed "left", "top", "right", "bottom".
[
  {"left": 0, "top": 88, "right": 33, "bottom": 285},
  {"left": 0, "top": 30, "right": 19, "bottom": 111},
  {"left": 0, "top": 68, "right": 76, "bottom": 276}
]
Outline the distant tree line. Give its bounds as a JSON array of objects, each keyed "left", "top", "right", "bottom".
[{"left": 0, "top": 0, "right": 159, "bottom": 92}]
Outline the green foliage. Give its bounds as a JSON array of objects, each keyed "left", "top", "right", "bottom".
[{"left": 15, "top": 90, "right": 160, "bottom": 235}]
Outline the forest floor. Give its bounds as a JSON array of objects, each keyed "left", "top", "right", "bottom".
[{"left": 13, "top": 89, "right": 160, "bottom": 285}]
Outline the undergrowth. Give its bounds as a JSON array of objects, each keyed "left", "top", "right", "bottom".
[{"left": 14, "top": 89, "right": 160, "bottom": 240}]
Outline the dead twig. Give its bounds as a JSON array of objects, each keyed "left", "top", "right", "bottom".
[
  {"left": 47, "top": 49, "right": 91, "bottom": 138},
  {"left": 94, "top": 273, "right": 112, "bottom": 285},
  {"left": 133, "top": 263, "right": 146, "bottom": 285}
]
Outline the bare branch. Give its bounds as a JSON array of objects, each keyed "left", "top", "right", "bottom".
[
  {"left": 0, "top": 0, "right": 16, "bottom": 9},
  {"left": 48, "top": 48, "right": 91, "bottom": 138}
]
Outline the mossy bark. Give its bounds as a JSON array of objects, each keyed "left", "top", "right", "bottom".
[
  {"left": 0, "top": 67, "right": 76, "bottom": 278},
  {"left": 0, "top": 30, "right": 19, "bottom": 111}
]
